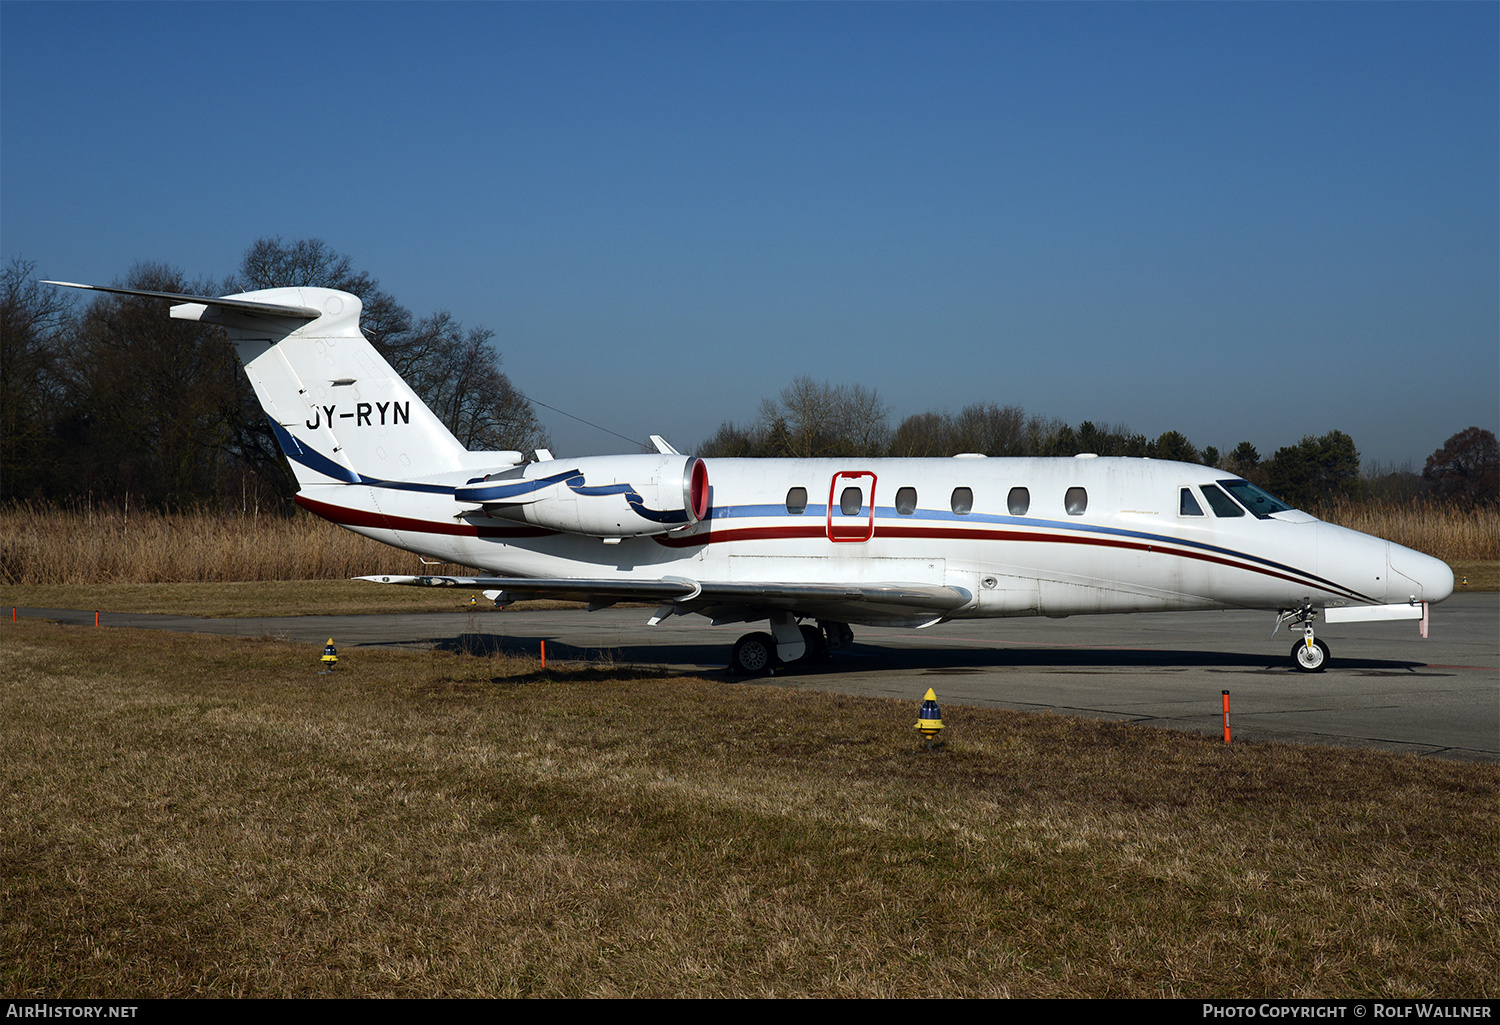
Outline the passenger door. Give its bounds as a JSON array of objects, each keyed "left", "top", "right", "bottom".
[{"left": 826, "top": 471, "right": 876, "bottom": 543}]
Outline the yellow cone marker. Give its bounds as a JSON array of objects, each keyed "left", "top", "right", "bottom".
[
  {"left": 915, "top": 687, "right": 944, "bottom": 746},
  {"left": 319, "top": 638, "right": 339, "bottom": 673}
]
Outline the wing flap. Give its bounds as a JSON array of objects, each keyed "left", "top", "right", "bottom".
[{"left": 356, "top": 574, "right": 973, "bottom": 617}]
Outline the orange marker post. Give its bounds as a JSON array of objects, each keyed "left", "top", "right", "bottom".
[
  {"left": 540, "top": 639, "right": 546, "bottom": 669},
  {"left": 95, "top": 610, "right": 100, "bottom": 628},
  {"left": 1222, "top": 690, "right": 1231, "bottom": 744}
]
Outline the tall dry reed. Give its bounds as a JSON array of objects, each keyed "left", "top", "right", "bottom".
[
  {"left": 0, "top": 503, "right": 477, "bottom": 585},
  {"left": 1313, "top": 498, "right": 1499, "bottom": 563}
]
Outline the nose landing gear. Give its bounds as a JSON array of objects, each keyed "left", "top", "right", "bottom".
[{"left": 1278, "top": 605, "right": 1331, "bottom": 673}]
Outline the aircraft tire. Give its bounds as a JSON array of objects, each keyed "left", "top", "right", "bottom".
[
  {"left": 730, "top": 632, "right": 778, "bottom": 676},
  {"left": 1291, "top": 638, "right": 1330, "bottom": 673}
]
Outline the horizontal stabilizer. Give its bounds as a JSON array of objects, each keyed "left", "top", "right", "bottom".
[{"left": 42, "top": 281, "right": 322, "bottom": 319}]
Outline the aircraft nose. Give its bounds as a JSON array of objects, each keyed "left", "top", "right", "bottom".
[
  {"left": 1387, "top": 542, "right": 1455, "bottom": 604},
  {"left": 1316, "top": 522, "right": 1387, "bottom": 601}
]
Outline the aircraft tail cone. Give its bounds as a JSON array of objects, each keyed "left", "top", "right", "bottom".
[{"left": 915, "top": 687, "right": 944, "bottom": 748}]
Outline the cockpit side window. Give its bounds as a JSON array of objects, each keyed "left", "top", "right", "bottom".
[
  {"left": 1180, "top": 488, "right": 1204, "bottom": 516},
  {"left": 1218, "top": 479, "right": 1294, "bottom": 518},
  {"left": 1199, "top": 484, "right": 1245, "bottom": 517}
]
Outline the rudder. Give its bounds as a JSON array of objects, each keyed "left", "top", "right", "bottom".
[{"left": 171, "top": 287, "right": 469, "bottom": 485}]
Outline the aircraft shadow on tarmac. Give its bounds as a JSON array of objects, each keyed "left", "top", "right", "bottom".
[{"left": 421, "top": 632, "right": 1432, "bottom": 675}]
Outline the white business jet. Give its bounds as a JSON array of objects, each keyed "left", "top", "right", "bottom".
[{"left": 47, "top": 282, "right": 1454, "bottom": 675}]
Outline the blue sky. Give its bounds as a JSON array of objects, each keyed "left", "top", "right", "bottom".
[{"left": 3, "top": 2, "right": 1496, "bottom": 466}]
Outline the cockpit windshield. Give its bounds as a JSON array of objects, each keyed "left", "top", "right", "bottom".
[{"left": 1218, "top": 479, "right": 1296, "bottom": 519}]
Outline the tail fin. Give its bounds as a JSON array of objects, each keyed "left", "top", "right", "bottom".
[
  {"left": 178, "top": 287, "right": 472, "bottom": 485},
  {"left": 48, "top": 282, "right": 473, "bottom": 485}
]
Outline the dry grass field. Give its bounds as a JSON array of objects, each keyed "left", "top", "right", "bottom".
[
  {"left": 0, "top": 503, "right": 477, "bottom": 585},
  {"left": 2, "top": 620, "right": 1495, "bottom": 998},
  {"left": 1313, "top": 498, "right": 1500, "bottom": 565}
]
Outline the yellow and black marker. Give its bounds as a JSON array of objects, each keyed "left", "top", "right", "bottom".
[
  {"left": 319, "top": 638, "right": 339, "bottom": 673},
  {"left": 915, "top": 687, "right": 944, "bottom": 747}
]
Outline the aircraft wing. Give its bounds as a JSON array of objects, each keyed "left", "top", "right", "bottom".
[{"left": 357, "top": 574, "right": 973, "bottom": 625}]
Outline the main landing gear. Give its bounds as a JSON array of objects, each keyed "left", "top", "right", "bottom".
[
  {"left": 728, "top": 620, "right": 852, "bottom": 676},
  {"left": 1278, "top": 605, "right": 1331, "bottom": 673}
]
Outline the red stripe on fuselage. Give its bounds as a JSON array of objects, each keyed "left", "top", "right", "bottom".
[{"left": 295, "top": 495, "right": 556, "bottom": 539}]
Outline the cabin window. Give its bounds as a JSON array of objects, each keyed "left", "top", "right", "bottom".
[
  {"left": 785, "top": 487, "right": 808, "bottom": 515},
  {"left": 1008, "top": 486, "right": 1030, "bottom": 516},
  {"left": 951, "top": 487, "right": 973, "bottom": 515},
  {"left": 840, "top": 487, "right": 863, "bottom": 516},
  {"left": 895, "top": 487, "right": 918, "bottom": 515},
  {"left": 1218, "top": 479, "right": 1293, "bottom": 518},
  {"left": 1065, "top": 487, "right": 1088, "bottom": 516},
  {"left": 1180, "top": 488, "right": 1204, "bottom": 516},
  {"left": 1199, "top": 484, "right": 1245, "bottom": 518}
]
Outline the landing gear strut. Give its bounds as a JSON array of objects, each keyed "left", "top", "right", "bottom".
[
  {"left": 1277, "top": 605, "right": 1331, "bottom": 673},
  {"left": 728, "top": 619, "right": 850, "bottom": 676}
]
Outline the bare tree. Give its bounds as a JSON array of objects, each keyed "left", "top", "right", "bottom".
[
  {"left": 415, "top": 313, "right": 548, "bottom": 453},
  {"left": 235, "top": 237, "right": 412, "bottom": 352},
  {"left": 756, "top": 377, "right": 890, "bottom": 458},
  {"left": 890, "top": 410, "right": 955, "bottom": 457},
  {"left": 54, "top": 263, "right": 249, "bottom": 506},
  {"left": 695, "top": 420, "right": 769, "bottom": 458},
  {"left": 1, "top": 257, "right": 74, "bottom": 500},
  {"left": 952, "top": 403, "right": 1030, "bottom": 455}
]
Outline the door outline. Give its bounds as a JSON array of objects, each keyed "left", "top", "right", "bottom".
[{"left": 827, "top": 470, "right": 876, "bottom": 543}]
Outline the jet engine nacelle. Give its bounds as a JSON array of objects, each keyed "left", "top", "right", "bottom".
[{"left": 454, "top": 454, "right": 710, "bottom": 538}]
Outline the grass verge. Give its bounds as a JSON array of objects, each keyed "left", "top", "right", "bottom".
[
  {"left": 0, "top": 580, "right": 583, "bottom": 618},
  {"left": 1449, "top": 561, "right": 1500, "bottom": 591},
  {"left": 2, "top": 620, "right": 1495, "bottom": 997}
]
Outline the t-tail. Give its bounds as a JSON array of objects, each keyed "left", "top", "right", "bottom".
[{"left": 45, "top": 282, "right": 505, "bottom": 486}]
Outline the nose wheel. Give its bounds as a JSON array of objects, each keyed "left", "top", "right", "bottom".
[
  {"left": 1279, "top": 605, "right": 1331, "bottom": 673},
  {"left": 1292, "top": 637, "right": 1331, "bottom": 672}
]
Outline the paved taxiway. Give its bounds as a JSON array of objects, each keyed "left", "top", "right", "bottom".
[{"left": 17, "top": 592, "right": 1498, "bottom": 761}]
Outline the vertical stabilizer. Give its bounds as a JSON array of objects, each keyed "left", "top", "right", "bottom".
[{"left": 169, "top": 287, "right": 468, "bottom": 485}]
